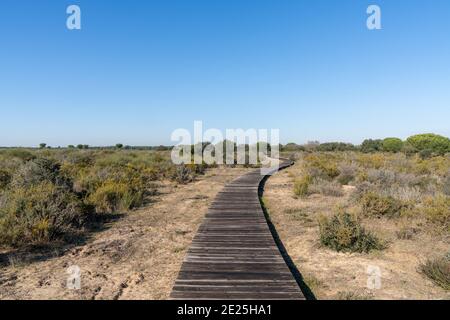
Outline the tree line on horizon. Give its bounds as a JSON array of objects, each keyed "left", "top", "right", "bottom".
[
  {"left": 283, "top": 133, "right": 450, "bottom": 157},
  {"left": 2, "top": 133, "right": 449, "bottom": 158}
]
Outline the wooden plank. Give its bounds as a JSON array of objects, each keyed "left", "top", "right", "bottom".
[{"left": 170, "top": 160, "right": 305, "bottom": 300}]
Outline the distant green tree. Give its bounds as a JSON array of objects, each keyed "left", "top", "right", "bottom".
[
  {"left": 77, "top": 144, "right": 83, "bottom": 149},
  {"left": 39, "top": 143, "right": 47, "bottom": 149},
  {"left": 317, "top": 142, "right": 356, "bottom": 152},
  {"left": 68, "top": 145, "right": 75, "bottom": 149},
  {"left": 382, "top": 138, "right": 403, "bottom": 153},
  {"left": 83, "top": 145, "right": 89, "bottom": 149},
  {"left": 116, "top": 143, "right": 123, "bottom": 149},
  {"left": 406, "top": 134, "right": 450, "bottom": 155},
  {"left": 360, "top": 139, "right": 382, "bottom": 153}
]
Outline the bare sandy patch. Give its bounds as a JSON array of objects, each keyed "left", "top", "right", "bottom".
[
  {"left": 264, "top": 164, "right": 449, "bottom": 300},
  {"left": 0, "top": 167, "right": 250, "bottom": 300}
]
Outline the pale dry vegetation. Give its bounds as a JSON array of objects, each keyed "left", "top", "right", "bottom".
[{"left": 265, "top": 151, "right": 449, "bottom": 299}]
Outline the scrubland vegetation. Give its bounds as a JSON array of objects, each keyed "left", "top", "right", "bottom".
[
  {"left": 1, "top": 133, "right": 448, "bottom": 298},
  {"left": 0, "top": 143, "right": 268, "bottom": 249},
  {"left": 0, "top": 148, "right": 209, "bottom": 248},
  {"left": 286, "top": 140, "right": 449, "bottom": 292}
]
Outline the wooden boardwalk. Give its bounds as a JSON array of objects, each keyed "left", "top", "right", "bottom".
[{"left": 170, "top": 160, "right": 305, "bottom": 300}]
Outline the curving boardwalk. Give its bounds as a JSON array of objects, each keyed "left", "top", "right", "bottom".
[{"left": 170, "top": 160, "right": 305, "bottom": 300}]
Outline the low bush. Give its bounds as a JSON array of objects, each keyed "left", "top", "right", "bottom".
[
  {"left": 337, "top": 163, "right": 358, "bottom": 185},
  {"left": 309, "top": 179, "right": 344, "bottom": 197},
  {"left": 304, "top": 154, "right": 340, "bottom": 179},
  {"left": 359, "top": 191, "right": 408, "bottom": 218},
  {"left": 5, "top": 149, "right": 36, "bottom": 161},
  {"left": 421, "top": 195, "right": 450, "bottom": 232},
  {"left": 11, "top": 158, "right": 71, "bottom": 189},
  {"left": 420, "top": 254, "right": 450, "bottom": 290},
  {"left": 0, "top": 181, "right": 89, "bottom": 246},
  {"left": 355, "top": 153, "right": 385, "bottom": 169},
  {"left": 88, "top": 180, "right": 143, "bottom": 213},
  {"left": 366, "top": 169, "right": 396, "bottom": 186},
  {"left": 318, "top": 212, "right": 384, "bottom": 253},
  {"left": 293, "top": 175, "right": 312, "bottom": 197},
  {"left": 172, "top": 165, "right": 194, "bottom": 184}
]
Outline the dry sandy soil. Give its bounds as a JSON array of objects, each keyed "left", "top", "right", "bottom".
[
  {"left": 0, "top": 166, "right": 250, "bottom": 300},
  {"left": 264, "top": 163, "right": 449, "bottom": 300}
]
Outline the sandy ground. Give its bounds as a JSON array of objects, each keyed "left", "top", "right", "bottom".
[
  {"left": 264, "top": 164, "right": 449, "bottom": 300},
  {"left": 0, "top": 166, "right": 250, "bottom": 300}
]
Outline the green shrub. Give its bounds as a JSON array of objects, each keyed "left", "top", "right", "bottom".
[
  {"left": 293, "top": 175, "right": 312, "bottom": 196},
  {"left": 0, "top": 182, "right": 89, "bottom": 246},
  {"left": 360, "top": 192, "right": 408, "bottom": 218},
  {"left": 5, "top": 149, "right": 35, "bottom": 161},
  {"left": 421, "top": 195, "right": 450, "bottom": 232},
  {"left": 407, "top": 134, "right": 450, "bottom": 155},
  {"left": 382, "top": 138, "right": 403, "bottom": 153},
  {"left": 87, "top": 180, "right": 143, "bottom": 213},
  {"left": 420, "top": 254, "right": 450, "bottom": 290},
  {"left": 319, "top": 212, "right": 384, "bottom": 253},
  {"left": 304, "top": 154, "right": 340, "bottom": 179}
]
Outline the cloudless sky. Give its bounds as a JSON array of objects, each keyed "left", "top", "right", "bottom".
[{"left": 0, "top": 0, "right": 449, "bottom": 147}]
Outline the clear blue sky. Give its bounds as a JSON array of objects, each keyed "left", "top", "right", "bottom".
[{"left": 1, "top": 0, "right": 449, "bottom": 147}]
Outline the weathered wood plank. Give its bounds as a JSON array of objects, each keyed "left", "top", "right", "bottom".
[{"left": 170, "top": 160, "right": 305, "bottom": 300}]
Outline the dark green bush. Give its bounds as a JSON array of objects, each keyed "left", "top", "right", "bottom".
[
  {"left": 360, "top": 139, "right": 383, "bottom": 153},
  {"left": 319, "top": 212, "right": 384, "bottom": 253},
  {"left": 0, "top": 169, "right": 11, "bottom": 190}
]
